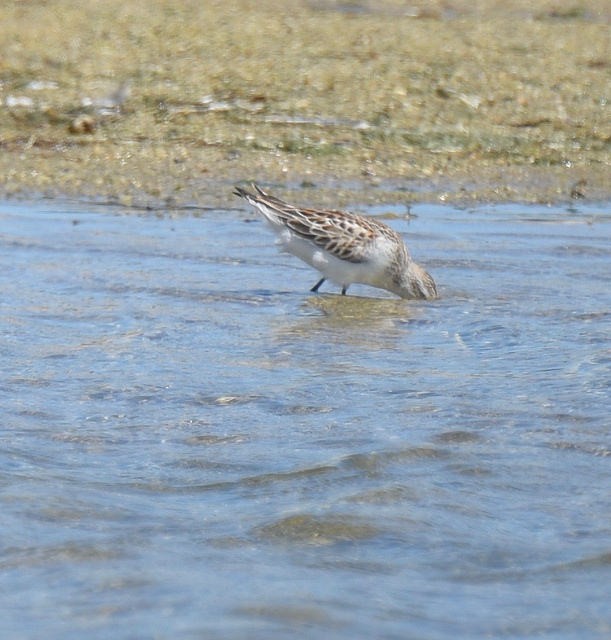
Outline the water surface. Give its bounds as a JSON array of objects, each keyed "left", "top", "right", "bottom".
[{"left": 1, "top": 199, "right": 610, "bottom": 639}]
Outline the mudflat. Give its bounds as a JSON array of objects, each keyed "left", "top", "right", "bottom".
[{"left": 1, "top": 0, "right": 609, "bottom": 207}]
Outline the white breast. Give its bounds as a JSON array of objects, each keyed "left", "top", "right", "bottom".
[{"left": 275, "top": 228, "right": 391, "bottom": 288}]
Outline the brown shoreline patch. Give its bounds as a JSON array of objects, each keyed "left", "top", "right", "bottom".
[{"left": 1, "top": 0, "right": 609, "bottom": 207}]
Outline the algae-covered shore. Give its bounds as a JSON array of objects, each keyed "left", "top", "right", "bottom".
[{"left": 0, "top": 0, "right": 609, "bottom": 207}]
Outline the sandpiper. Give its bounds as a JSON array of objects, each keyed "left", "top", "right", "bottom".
[{"left": 234, "top": 184, "right": 437, "bottom": 300}]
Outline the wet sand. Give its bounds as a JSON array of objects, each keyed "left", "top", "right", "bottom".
[{"left": 0, "top": 0, "right": 609, "bottom": 207}]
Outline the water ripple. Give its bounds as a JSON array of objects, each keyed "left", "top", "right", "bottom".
[{"left": 1, "top": 200, "right": 609, "bottom": 639}]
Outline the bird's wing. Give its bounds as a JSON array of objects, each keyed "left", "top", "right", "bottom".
[{"left": 234, "top": 185, "right": 378, "bottom": 263}]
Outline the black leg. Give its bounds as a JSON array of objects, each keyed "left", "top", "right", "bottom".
[
  {"left": 341, "top": 286, "right": 347, "bottom": 295},
  {"left": 310, "top": 278, "right": 325, "bottom": 293}
]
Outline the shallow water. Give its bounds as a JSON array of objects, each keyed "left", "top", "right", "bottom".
[{"left": 1, "top": 198, "right": 610, "bottom": 639}]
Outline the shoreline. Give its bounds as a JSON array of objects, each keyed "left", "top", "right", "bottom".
[{"left": 1, "top": 0, "right": 608, "bottom": 209}]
